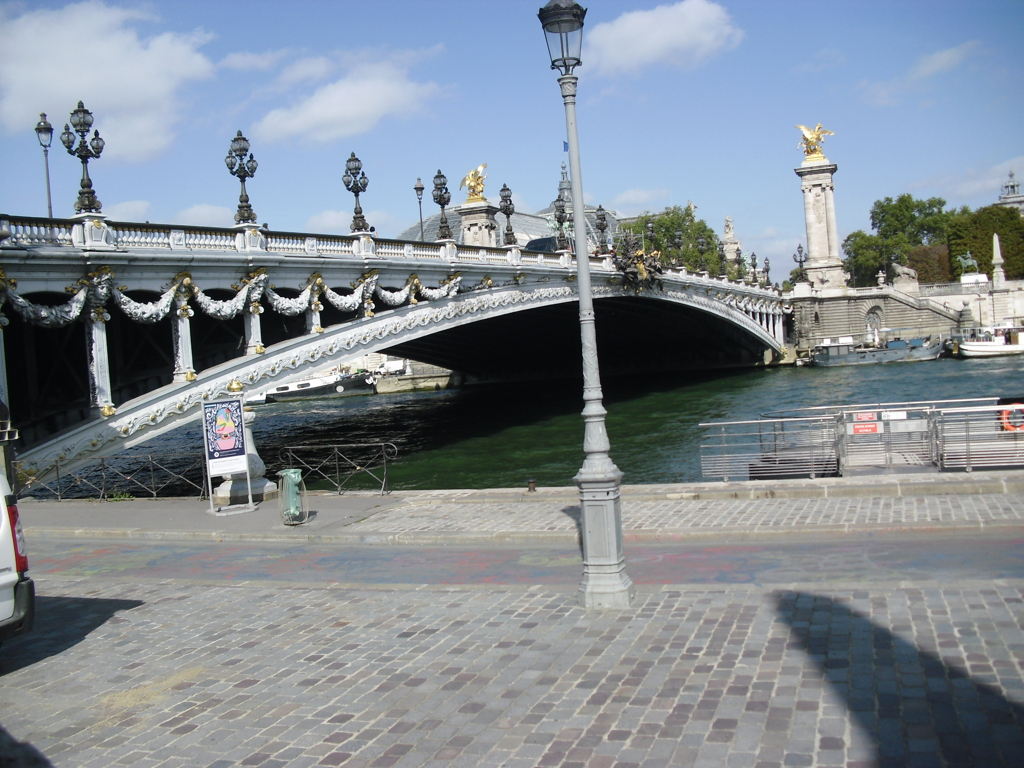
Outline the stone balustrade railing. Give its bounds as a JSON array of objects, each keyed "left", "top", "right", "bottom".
[{"left": 1, "top": 214, "right": 782, "bottom": 301}]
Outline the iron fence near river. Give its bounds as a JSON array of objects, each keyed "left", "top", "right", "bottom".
[{"left": 699, "top": 397, "right": 1024, "bottom": 481}]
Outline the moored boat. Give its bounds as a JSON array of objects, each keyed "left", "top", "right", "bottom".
[
  {"left": 950, "top": 324, "right": 1024, "bottom": 358},
  {"left": 256, "top": 369, "right": 376, "bottom": 404},
  {"left": 811, "top": 333, "right": 943, "bottom": 367}
]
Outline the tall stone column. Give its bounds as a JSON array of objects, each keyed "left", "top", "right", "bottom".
[{"left": 795, "top": 159, "right": 848, "bottom": 291}]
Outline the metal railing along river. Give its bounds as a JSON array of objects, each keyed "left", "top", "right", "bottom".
[
  {"left": 16, "top": 453, "right": 210, "bottom": 500},
  {"left": 700, "top": 397, "right": 1024, "bottom": 481},
  {"left": 277, "top": 443, "right": 399, "bottom": 496}
]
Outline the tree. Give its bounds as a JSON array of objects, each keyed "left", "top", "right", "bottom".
[
  {"left": 947, "top": 205, "right": 1024, "bottom": 280},
  {"left": 620, "top": 206, "right": 721, "bottom": 274},
  {"left": 842, "top": 194, "right": 968, "bottom": 286}
]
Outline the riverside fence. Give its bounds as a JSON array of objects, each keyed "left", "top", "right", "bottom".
[{"left": 700, "top": 397, "right": 1024, "bottom": 481}]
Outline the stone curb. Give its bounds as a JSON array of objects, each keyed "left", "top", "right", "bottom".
[{"left": 24, "top": 519, "right": 1024, "bottom": 546}]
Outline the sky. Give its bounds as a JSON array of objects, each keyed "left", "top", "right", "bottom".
[{"left": 1, "top": 0, "right": 1022, "bottom": 265}]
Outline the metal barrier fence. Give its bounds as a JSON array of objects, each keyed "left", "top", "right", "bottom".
[
  {"left": 937, "top": 404, "right": 1024, "bottom": 471},
  {"left": 277, "top": 443, "right": 399, "bottom": 496},
  {"left": 700, "top": 397, "right": 1024, "bottom": 481},
  {"left": 16, "top": 453, "right": 209, "bottom": 500},
  {"left": 701, "top": 416, "right": 840, "bottom": 482}
]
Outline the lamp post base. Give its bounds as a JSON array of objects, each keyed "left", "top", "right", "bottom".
[{"left": 575, "top": 465, "right": 636, "bottom": 609}]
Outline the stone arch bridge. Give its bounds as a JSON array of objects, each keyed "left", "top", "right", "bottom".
[{"left": 0, "top": 215, "right": 785, "bottom": 468}]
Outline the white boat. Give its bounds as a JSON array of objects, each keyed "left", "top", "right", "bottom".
[
  {"left": 248, "top": 368, "right": 376, "bottom": 404},
  {"left": 951, "top": 324, "right": 1024, "bottom": 358}
]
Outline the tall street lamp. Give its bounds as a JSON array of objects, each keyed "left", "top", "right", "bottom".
[
  {"left": 414, "top": 177, "right": 425, "bottom": 241},
  {"left": 343, "top": 153, "right": 369, "bottom": 233},
  {"left": 499, "top": 184, "right": 517, "bottom": 246},
  {"left": 60, "top": 101, "right": 105, "bottom": 214},
  {"left": 35, "top": 113, "right": 54, "bottom": 218},
  {"left": 539, "top": 0, "right": 634, "bottom": 609},
  {"left": 225, "top": 131, "right": 258, "bottom": 224},
  {"left": 432, "top": 170, "right": 452, "bottom": 240}
]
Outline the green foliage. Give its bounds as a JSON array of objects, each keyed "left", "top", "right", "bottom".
[
  {"left": 906, "top": 244, "right": 951, "bottom": 284},
  {"left": 947, "top": 205, "right": 1024, "bottom": 280},
  {"left": 842, "top": 194, "right": 969, "bottom": 287},
  {"left": 620, "top": 205, "right": 721, "bottom": 273}
]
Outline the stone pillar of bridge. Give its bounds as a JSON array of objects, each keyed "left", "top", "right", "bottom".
[
  {"left": 172, "top": 283, "right": 196, "bottom": 382},
  {"left": 243, "top": 300, "right": 264, "bottom": 355},
  {"left": 795, "top": 158, "right": 849, "bottom": 291},
  {"left": 85, "top": 310, "right": 115, "bottom": 417},
  {"left": 454, "top": 200, "right": 500, "bottom": 248}
]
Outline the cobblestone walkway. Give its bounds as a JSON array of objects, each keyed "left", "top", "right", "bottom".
[{"left": 3, "top": 577, "right": 1023, "bottom": 767}]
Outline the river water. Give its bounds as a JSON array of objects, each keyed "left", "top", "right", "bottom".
[{"left": 185, "top": 355, "right": 1022, "bottom": 491}]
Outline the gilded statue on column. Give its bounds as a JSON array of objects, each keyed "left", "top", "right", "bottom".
[
  {"left": 460, "top": 164, "right": 488, "bottom": 202},
  {"left": 796, "top": 124, "right": 834, "bottom": 161}
]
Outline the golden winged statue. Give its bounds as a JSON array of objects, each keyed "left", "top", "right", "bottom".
[
  {"left": 796, "top": 123, "right": 834, "bottom": 160},
  {"left": 460, "top": 164, "right": 487, "bottom": 202}
]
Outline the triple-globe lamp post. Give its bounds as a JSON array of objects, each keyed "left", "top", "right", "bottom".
[
  {"left": 498, "top": 184, "right": 516, "bottom": 246},
  {"left": 225, "top": 131, "right": 258, "bottom": 224},
  {"left": 432, "top": 170, "right": 452, "bottom": 241},
  {"left": 539, "top": 0, "right": 634, "bottom": 609},
  {"left": 60, "top": 101, "right": 105, "bottom": 214},
  {"left": 343, "top": 153, "right": 369, "bottom": 233}
]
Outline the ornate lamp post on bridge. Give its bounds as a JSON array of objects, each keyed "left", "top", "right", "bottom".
[
  {"left": 60, "top": 101, "right": 105, "bottom": 213},
  {"left": 35, "top": 113, "right": 54, "bottom": 218},
  {"left": 432, "top": 170, "right": 452, "bottom": 240},
  {"left": 552, "top": 195, "right": 569, "bottom": 251},
  {"left": 538, "top": 0, "right": 634, "bottom": 609},
  {"left": 594, "top": 205, "right": 609, "bottom": 255},
  {"left": 498, "top": 184, "right": 517, "bottom": 245},
  {"left": 697, "top": 236, "right": 708, "bottom": 273},
  {"left": 414, "top": 177, "right": 426, "bottom": 241},
  {"left": 225, "top": 131, "right": 258, "bottom": 224},
  {"left": 343, "top": 153, "right": 370, "bottom": 233}
]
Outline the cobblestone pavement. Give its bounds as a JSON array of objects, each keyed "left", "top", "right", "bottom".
[
  {"left": 3, "top": 573, "right": 1024, "bottom": 766},
  {"left": 5, "top": 483, "right": 1024, "bottom": 766}
]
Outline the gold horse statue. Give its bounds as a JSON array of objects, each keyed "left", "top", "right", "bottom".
[
  {"left": 460, "top": 164, "right": 487, "bottom": 202},
  {"left": 796, "top": 123, "right": 834, "bottom": 160}
]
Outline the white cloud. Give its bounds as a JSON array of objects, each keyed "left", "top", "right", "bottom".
[
  {"left": 173, "top": 204, "right": 236, "bottom": 227},
  {"left": 0, "top": 1, "right": 214, "bottom": 162},
  {"left": 584, "top": 0, "right": 743, "bottom": 78},
  {"left": 909, "top": 156, "right": 1024, "bottom": 200},
  {"left": 253, "top": 60, "right": 440, "bottom": 143},
  {"left": 610, "top": 188, "right": 671, "bottom": 215},
  {"left": 105, "top": 200, "right": 152, "bottom": 222},
  {"left": 220, "top": 50, "right": 289, "bottom": 71},
  {"left": 275, "top": 56, "right": 334, "bottom": 86},
  {"left": 859, "top": 41, "right": 979, "bottom": 107}
]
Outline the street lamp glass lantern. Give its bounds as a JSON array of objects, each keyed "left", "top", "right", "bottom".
[
  {"left": 538, "top": 0, "right": 586, "bottom": 75},
  {"left": 89, "top": 131, "right": 104, "bottom": 156},
  {"left": 346, "top": 152, "right": 362, "bottom": 175},
  {"left": 230, "top": 131, "right": 249, "bottom": 157},
  {"left": 69, "top": 101, "right": 93, "bottom": 132},
  {"left": 35, "top": 114, "right": 53, "bottom": 148},
  {"left": 60, "top": 124, "right": 75, "bottom": 150},
  {"left": 414, "top": 177, "right": 424, "bottom": 200}
]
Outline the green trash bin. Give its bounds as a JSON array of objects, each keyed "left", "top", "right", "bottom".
[{"left": 276, "top": 468, "right": 309, "bottom": 525}]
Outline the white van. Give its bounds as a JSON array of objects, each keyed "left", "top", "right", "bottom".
[{"left": 0, "top": 403, "right": 32, "bottom": 645}]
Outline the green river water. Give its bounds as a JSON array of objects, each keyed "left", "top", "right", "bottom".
[{"left": 235, "top": 355, "right": 1024, "bottom": 490}]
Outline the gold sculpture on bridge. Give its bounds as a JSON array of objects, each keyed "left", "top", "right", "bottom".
[
  {"left": 460, "top": 164, "right": 487, "bottom": 203},
  {"left": 796, "top": 123, "right": 834, "bottom": 161}
]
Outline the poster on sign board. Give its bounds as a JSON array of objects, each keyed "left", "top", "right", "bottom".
[{"left": 202, "top": 398, "right": 248, "bottom": 476}]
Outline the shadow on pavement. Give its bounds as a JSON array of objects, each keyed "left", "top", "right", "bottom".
[
  {"left": 560, "top": 504, "right": 583, "bottom": 555},
  {"left": 0, "top": 595, "right": 143, "bottom": 677},
  {"left": 0, "top": 724, "right": 51, "bottom": 767},
  {"left": 774, "top": 591, "right": 1024, "bottom": 767}
]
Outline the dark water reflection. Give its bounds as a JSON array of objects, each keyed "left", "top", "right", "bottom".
[{"left": 165, "top": 356, "right": 1023, "bottom": 490}]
